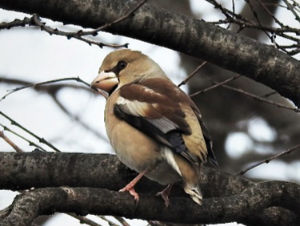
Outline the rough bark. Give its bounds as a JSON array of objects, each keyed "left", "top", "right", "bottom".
[
  {"left": 0, "top": 0, "right": 299, "bottom": 106},
  {"left": 1, "top": 184, "right": 299, "bottom": 226},
  {"left": 0, "top": 152, "right": 299, "bottom": 226},
  {"left": 0, "top": 152, "right": 251, "bottom": 196}
]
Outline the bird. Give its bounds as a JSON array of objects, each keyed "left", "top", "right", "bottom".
[{"left": 91, "top": 49, "right": 217, "bottom": 206}]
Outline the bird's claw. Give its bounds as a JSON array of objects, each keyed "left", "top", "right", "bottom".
[
  {"left": 156, "top": 190, "right": 170, "bottom": 207},
  {"left": 156, "top": 184, "right": 173, "bottom": 207},
  {"left": 119, "top": 186, "right": 140, "bottom": 201}
]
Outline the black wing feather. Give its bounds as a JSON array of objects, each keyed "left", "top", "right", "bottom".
[{"left": 114, "top": 104, "right": 198, "bottom": 164}]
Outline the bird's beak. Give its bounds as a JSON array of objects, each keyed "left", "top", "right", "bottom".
[{"left": 91, "top": 71, "right": 119, "bottom": 93}]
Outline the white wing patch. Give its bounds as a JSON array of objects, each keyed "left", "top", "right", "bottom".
[
  {"left": 116, "top": 96, "right": 149, "bottom": 116},
  {"left": 116, "top": 85, "right": 166, "bottom": 117},
  {"left": 162, "top": 147, "right": 182, "bottom": 176},
  {"left": 116, "top": 96, "right": 179, "bottom": 133}
]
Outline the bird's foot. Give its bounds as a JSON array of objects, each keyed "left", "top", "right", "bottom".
[
  {"left": 119, "top": 185, "right": 140, "bottom": 201},
  {"left": 119, "top": 170, "right": 148, "bottom": 201},
  {"left": 156, "top": 184, "right": 173, "bottom": 207}
]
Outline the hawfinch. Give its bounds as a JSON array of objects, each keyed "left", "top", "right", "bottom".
[{"left": 91, "top": 49, "right": 217, "bottom": 206}]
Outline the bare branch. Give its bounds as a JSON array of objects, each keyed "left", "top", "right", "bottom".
[
  {"left": 0, "top": 152, "right": 298, "bottom": 225},
  {"left": 0, "top": 76, "right": 92, "bottom": 94},
  {"left": 0, "top": 123, "right": 47, "bottom": 152},
  {"left": 221, "top": 84, "right": 300, "bottom": 112},
  {"left": 0, "top": 152, "right": 253, "bottom": 196},
  {"left": 0, "top": 15, "right": 126, "bottom": 49},
  {"left": 0, "top": 130, "right": 23, "bottom": 152},
  {"left": 189, "top": 75, "right": 241, "bottom": 97},
  {"left": 100, "top": 216, "right": 120, "bottom": 226},
  {"left": 0, "top": 77, "right": 91, "bottom": 101},
  {"left": 177, "top": 61, "right": 207, "bottom": 87},
  {"left": 0, "top": 111, "right": 62, "bottom": 152},
  {"left": 190, "top": 75, "right": 299, "bottom": 113},
  {"left": 207, "top": 0, "right": 300, "bottom": 55},
  {"left": 239, "top": 143, "right": 300, "bottom": 175},
  {"left": 0, "top": 0, "right": 147, "bottom": 49},
  {"left": 113, "top": 217, "right": 130, "bottom": 226},
  {"left": 282, "top": 0, "right": 300, "bottom": 23},
  {"left": 31, "top": 14, "right": 127, "bottom": 49},
  {"left": 1, "top": 182, "right": 299, "bottom": 225}
]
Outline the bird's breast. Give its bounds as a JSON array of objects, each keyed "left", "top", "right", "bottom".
[
  {"left": 104, "top": 92, "right": 180, "bottom": 185},
  {"left": 105, "top": 92, "right": 160, "bottom": 171}
]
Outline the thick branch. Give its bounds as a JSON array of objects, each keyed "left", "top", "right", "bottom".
[
  {"left": 0, "top": 152, "right": 299, "bottom": 225},
  {"left": 0, "top": 0, "right": 299, "bottom": 106},
  {"left": 1, "top": 182, "right": 299, "bottom": 226},
  {"left": 0, "top": 152, "right": 251, "bottom": 197}
]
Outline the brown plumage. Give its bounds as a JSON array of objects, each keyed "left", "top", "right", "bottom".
[{"left": 91, "top": 49, "right": 217, "bottom": 206}]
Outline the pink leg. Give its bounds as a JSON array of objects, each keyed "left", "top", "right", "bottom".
[
  {"left": 156, "top": 184, "right": 173, "bottom": 207},
  {"left": 119, "top": 170, "right": 147, "bottom": 201}
]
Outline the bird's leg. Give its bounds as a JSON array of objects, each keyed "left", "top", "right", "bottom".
[
  {"left": 119, "top": 170, "right": 147, "bottom": 201},
  {"left": 156, "top": 184, "right": 173, "bottom": 207}
]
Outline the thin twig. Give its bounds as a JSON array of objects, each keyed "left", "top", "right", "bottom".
[
  {"left": 0, "top": 17, "right": 33, "bottom": 29},
  {"left": 32, "top": 15, "right": 127, "bottom": 49},
  {"left": 100, "top": 216, "right": 120, "bottom": 226},
  {"left": 232, "top": 0, "right": 236, "bottom": 15},
  {"left": 0, "top": 77, "right": 97, "bottom": 101},
  {"left": 0, "top": 130, "right": 24, "bottom": 152},
  {"left": 1, "top": 76, "right": 107, "bottom": 141},
  {"left": 0, "top": 76, "right": 92, "bottom": 93},
  {"left": 0, "top": 0, "right": 147, "bottom": 49},
  {"left": 0, "top": 15, "right": 125, "bottom": 49},
  {"left": 190, "top": 74, "right": 241, "bottom": 97},
  {"left": 113, "top": 216, "right": 130, "bottom": 226},
  {"left": 245, "top": 0, "right": 273, "bottom": 41},
  {"left": 255, "top": 0, "right": 284, "bottom": 27},
  {"left": 0, "top": 123, "right": 47, "bottom": 152},
  {"left": 0, "top": 111, "right": 62, "bottom": 152},
  {"left": 282, "top": 0, "right": 300, "bottom": 23},
  {"left": 221, "top": 84, "right": 300, "bottom": 112},
  {"left": 177, "top": 61, "right": 207, "bottom": 87},
  {"left": 189, "top": 73, "right": 299, "bottom": 113},
  {"left": 206, "top": 0, "right": 300, "bottom": 55},
  {"left": 238, "top": 143, "right": 300, "bottom": 175}
]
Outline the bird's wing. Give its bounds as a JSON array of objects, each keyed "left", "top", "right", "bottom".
[
  {"left": 189, "top": 102, "right": 218, "bottom": 167},
  {"left": 114, "top": 77, "right": 206, "bottom": 165}
]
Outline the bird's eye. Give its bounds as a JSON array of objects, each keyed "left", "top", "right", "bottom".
[{"left": 117, "top": 60, "right": 127, "bottom": 70}]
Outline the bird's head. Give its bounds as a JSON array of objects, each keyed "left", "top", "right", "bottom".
[{"left": 91, "top": 49, "right": 165, "bottom": 95}]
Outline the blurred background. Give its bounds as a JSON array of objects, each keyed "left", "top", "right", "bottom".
[{"left": 0, "top": 0, "right": 299, "bottom": 225}]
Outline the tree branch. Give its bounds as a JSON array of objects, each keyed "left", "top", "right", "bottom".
[
  {"left": 0, "top": 0, "right": 299, "bottom": 106},
  {"left": 0, "top": 152, "right": 299, "bottom": 225},
  {"left": 0, "top": 152, "right": 251, "bottom": 197},
  {"left": 238, "top": 143, "right": 300, "bottom": 175},
  {"left": 0, "top": 131, "right": 23, "bottom": 153},
  {"left": 1, "top": 183, "right": 299, "bottom": 226}
]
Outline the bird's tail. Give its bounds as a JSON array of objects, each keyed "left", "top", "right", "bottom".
[{"left": 184, "top": 183, "right": 203, "bottom": 205}]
